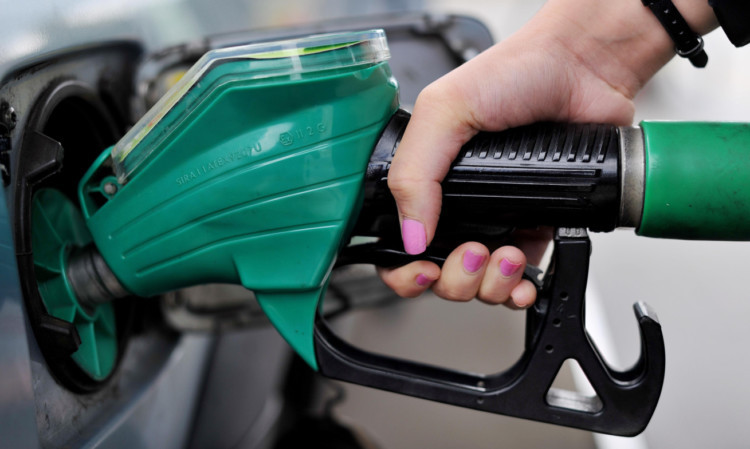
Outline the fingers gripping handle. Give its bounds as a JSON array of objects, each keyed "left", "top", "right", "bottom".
[
  {"left": 316, "top": 229, "right": 665, "bottom": 436},
  {"left": 325, "top": 115, "right": 665, "bottom": 435}
]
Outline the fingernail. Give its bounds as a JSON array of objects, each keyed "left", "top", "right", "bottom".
[
  {"left": 500, "top": 259, "right": 522, "bottom": 277},
  {"left": 402, "top": 219, "right": 426, "bottom": 255},
  {"left": 463, "top": 250, "right": 486, "bottom": 273},
  {"left": 416, "top": 274, "right": 432, "bottom": 286}
]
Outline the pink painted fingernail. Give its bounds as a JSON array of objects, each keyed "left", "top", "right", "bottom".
[
  {"left": 416, "top": 274, "right": 432, "bottom": 286},
  {"left": 402, "top": 219, "right": 426, "bottom": 255},
  {"left": 463, "top": 250, "right": 485, "bottom": 273},
  {"left": 500, "top": 259, "right": 522, "bottom": 277}
]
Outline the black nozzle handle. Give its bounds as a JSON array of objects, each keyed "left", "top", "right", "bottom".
[
  {"left": 327, "top": 112, "right": 665, "bottom": 436},
  {"left": 318, "top": 228, "right": 665, "bottom": 436},
  {"left": 355, "top": 109, "right": 623, "bottom": 241}
]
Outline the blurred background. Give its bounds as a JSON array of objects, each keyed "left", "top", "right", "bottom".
[{"left": 2, "top": 1, "right": 750, "bottom": 448}]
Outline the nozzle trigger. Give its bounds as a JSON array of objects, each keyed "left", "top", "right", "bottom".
[{"left": 316, "top": 228, "right": 665, "bottom": 436}]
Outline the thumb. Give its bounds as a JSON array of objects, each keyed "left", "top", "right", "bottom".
[{"left": 387, "top": 81, "right": 479, "bottom": 254}]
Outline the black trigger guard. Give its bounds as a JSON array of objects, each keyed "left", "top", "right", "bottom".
[{"left": 319, "top": 228, "right": 665, "bottom": 436}]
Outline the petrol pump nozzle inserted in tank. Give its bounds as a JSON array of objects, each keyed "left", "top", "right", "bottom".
[
  {"left": 65, "top": 28, "right": 750, "bottom": 436},
  {"left": 77, "top": 29, "right": 400, "bottom": 368}
]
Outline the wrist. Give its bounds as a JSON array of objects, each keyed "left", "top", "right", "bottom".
[{"left": 528, "top": 0, "right": 718, "bottom": 99}]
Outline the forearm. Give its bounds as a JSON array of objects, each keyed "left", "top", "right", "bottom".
[{"left": 520, "top": 0, "right": 719, "bottom": 100}]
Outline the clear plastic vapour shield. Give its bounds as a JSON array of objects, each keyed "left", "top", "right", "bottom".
[{"left": 111, "top": 29, "right": 390, "bottom": 184}]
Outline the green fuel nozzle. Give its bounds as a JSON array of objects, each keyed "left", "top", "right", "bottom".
[
  {"left": 77, "top": 30, "right": 399, "bottom": 369},
  {"left": 61, "top": 29, "right": 750, "bottom": 436}
]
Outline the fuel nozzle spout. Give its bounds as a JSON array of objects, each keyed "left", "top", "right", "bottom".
[{"left": 66, "top": 245, "right": 130, "bottom": 309}]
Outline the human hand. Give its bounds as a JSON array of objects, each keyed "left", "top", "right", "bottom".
[{"left": 378, "top": 0, "right": 717, "bottom": 306}]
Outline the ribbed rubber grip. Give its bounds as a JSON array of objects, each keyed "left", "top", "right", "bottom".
[{"left": 356, "top": 109, "right": 621, "bottom": 240}]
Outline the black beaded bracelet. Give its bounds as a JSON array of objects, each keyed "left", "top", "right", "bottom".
[{"left": 642, "top": 0, "right": 708, "bottom": 68}]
